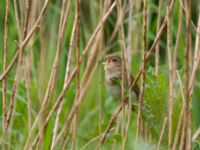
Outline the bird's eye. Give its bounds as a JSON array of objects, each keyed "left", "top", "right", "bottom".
[{"left": 112, "top": 59, "right": 117, "bottom": 62}]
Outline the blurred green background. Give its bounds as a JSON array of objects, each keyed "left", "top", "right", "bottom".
[{"left": 0, "top": 0, "right": 200, "bottom": 149}]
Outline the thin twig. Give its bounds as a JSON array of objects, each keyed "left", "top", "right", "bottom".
[
  {"left": 70, "top": 0, "right": 81, "bottom": 149},
  {"left": 28, "top": 1, "right": 117, "bottom": 144},
  {"left": 50, "top": 1, "right": 78, "bottom": 150},
  {"left": 173, "top": 1, "right": 183, "bottom": 78},
  {"left": 2, "top": 0, "right": 9, "bottom": 134},
  {"left": 192, "top": 127, "right": 200, "bottom": 142},
  {"left": 30, "top": 3, "right": 117, "bottom": 147},
  {"left": 14, "top": 0, "right": 22, "bottom": 40},
  {"left": 172, "top": 71, "right": 185, "bottom": 150},
  {"left": 6, "top": 0, "right": 32, "bottom": 130},
  {"left": 130, "top": 0, "right": 175, "bottom": 91},
  {"left": 156, "top": 117, "right": 168, "bottom": 150},
  {"left": 0, "top": 0, "right": 51, "bottom": 82},
  {"left": 136, "top": 0, "right": 147, "bottom": 140},
  {"left": 96, "top": 103, "right": 123, "bottom": 149},
  {"left": 179, "top": 0, "right": 191, "bottom": 149},
  {"left": 166, "top": 0, "right": 174, "bottom": 149},
  {"left": 189, "top": 12, "right": 200, "bottom": 96},
  {"left": 116, "top": 0, "right": 126, "bottom": 149},
  {"left": 155, "top": 0, "right": 162, "bottom": 76},
  {"left": 24, "top": 54, "right": 32, "bottom": 135}
]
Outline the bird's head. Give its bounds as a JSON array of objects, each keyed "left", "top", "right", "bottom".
[{"left": 103, "top": 54, "right": 122, "bottom": 72}]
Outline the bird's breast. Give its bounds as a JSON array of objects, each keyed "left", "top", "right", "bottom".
[{"left": 106, "top": 83, "right": 121, "bottom": 99}]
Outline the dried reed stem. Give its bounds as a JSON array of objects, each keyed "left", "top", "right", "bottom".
[
  {"left": 189, "top": 12, "right": 200, "bottom": 96},
  {"left": 179, "top": 0, "right": 191, "bottom": 149},
  {"left": 96, "top": 103, "right": 123, "bottom": 149},
  {"left": 130, "top": 0, "right": 174, "bottom": 90},
  {"left": 173, "top": 2, "right": 183, "bottom": 78},
  {"left": 14, "top": 0, "right": 22, "bottom": 40},
  {"left": 6, "top": 0, "right": 31, "bottom": 130},
  {"left": 70, "top": 0, "right": 81, "bottom": 149},
  {"left": 24, "top": 55, "right": 32, "bottom": 134},
  {"left": 0, "top": 0, "right": 51, "bottom": 82},
  {"left": 30, "top": 2, "right": 116, "bottom": 136},
  {"left": 155, "top": 0, "right": 162, "bottom": 76},
  {"left": 125, "top": 0, "right": 134, "bottom": 149},
  {"left": 192, "top": 127, "right": 200, "bottom": 142},
  {"left": 29, "top": 3, "right": 117, "bottom": 147},
  {"left": 116, "top": 0, "right": 127, "bottom": 149},
  {"left": 60, "top": 33, "right": 101, "bottom": 146},
  {"left": 166, "top": 0, "right": 174, "bottom": 149},
  {"left": 37, "top": 0, "right": 72, "bottom": 148},
  {"left": 136, "top": 0, "right": 147, "bottom": 140},
  {"left": 80, "top": 128, "right": 115, "bottom": 150},
  {"left": 50, "top": 2, "right": 79, "bottom": 150},
  {"left": 173, "top": 71, "right": 185, "bottom": 150},
  {"left": 2, "top": 0, "right": 9, "bottom": 134},
  {"left": 156, "top": 117, "right": 168, "bottom": 150}
]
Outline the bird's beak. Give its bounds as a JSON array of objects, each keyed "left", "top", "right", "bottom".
[{"left": 102, "top": 62, "right": 106, "bottom": 65}]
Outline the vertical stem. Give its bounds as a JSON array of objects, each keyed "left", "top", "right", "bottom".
[
  {"left": 116, "top": 0, "right": 129, "bottom": 149},
  {"left": 166, "top": 0, "right": 174, "bottom": 149},
  {"left": 24, "top": 55, "right": 32, "bottom": 135},
  {"left": 155, "top": 0, "right": 162, "bottom": 76},
  {"left": 156, "top": 117, "right": 168, "bottom": 150},
  {"left": 50, "top": 1, "right": 77, "bottom": 150},
  {"left": 173, "top": 2, "right": 183, "bottom": 78},
  {"left": 2, "top": 0, "right": 9, "bottom": 134},
  {"left": 173, "top": 71, "right": 185, "bottom": 150},
  {"left": 136, "top": 0, "right": 147, "bottom": 140},
  {"left": 6, "top": 0, "right": 32, "bottom": 130},
  {"left": 71, "top": 0, "right": 80, "bottom": 149},
  {"left": 179, "top": 0, "right": 191, "bottom": 149}
]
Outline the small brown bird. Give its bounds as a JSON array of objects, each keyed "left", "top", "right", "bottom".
[{"left": 104, "top": 54, "right": 140, "bottom": 101}]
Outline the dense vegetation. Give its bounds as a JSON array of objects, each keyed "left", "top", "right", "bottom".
[{"left": 0, "top": 0, "right": 200, "bottom": 149}]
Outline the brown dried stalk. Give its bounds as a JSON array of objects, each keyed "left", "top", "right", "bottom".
[
  {"left": 70, "top": 0, "right": 81, "bottom": 149},
  {"left": 179, "top": 0, "right": 191, "bottom": 149},
  {"left": 136, "top": 0, "right": 147, "bottom": 140},
  {"left": 6, "top": 0, "right": 32, "bottom": 130},
  {"left": 156, "top": 117, "right": 168, "bottom": 150},
  {"left": 166, "top": 0, "right": 174, "bottom": 149},
  {"left": 36, "top": 0, "right": 72, "bottom": 148},
  {"left": 155, "top": 0, "right": 162, "bottom": 76},
  {"left": 24, "top": 55, "right": 32, "bottom": 134},
  {"left": 173, "top": 2, "right": 183, "bottom": 78},
  {"left": 0, "top": 0, "right": 51, "bottom": 82},
  {"left": 29, "top": 2, "right": 116, "bottom": 138},
  {"left": 95, "top": 1, "right": 175, "bottom": 146},
  {"left": 97, "top": 1, "right": 111, "bottom": 148},
  {"left": 14, "top": 0, "right": 22, "bottom": 40},
  {"left": 2, "top": 0, "right": 9, "bottom": 133},
  {"left": 80, "top": 128, "right": 115, "bottom": 150},
  {"left": 188, "top": 112, "right": 192, "bottom": 150},
  {"left": 124, "top": 0, "right": 134, "bottom": 149},
  {"left": 50, "top": 2, "right": 78, "bottom": 150},
  {"left": 189, "top": 13, "right": 200, "bottom": 96},
  {"left": 179, "top": 0, "right": 198, "bottom": 35},
  {"left": 172, "top": 71, "right": 185, "bottom": 150},
  {"left": 130, "top": 0, "right": 174, "bottom": 90},
  {"left": 26, "top": 2, "right": 117, "bottom": 148},
  {"left": 60, "top": 32, "right": 101, "bottom": 146},
  {"left": 192, "top": 127, "right": 200, "bottom": 142},
  {"left": 96, "top": 103, "right": 123, "bottom": 150},
  {"left": 116, "top": 0, "right": 127, "bottom": 149}
]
